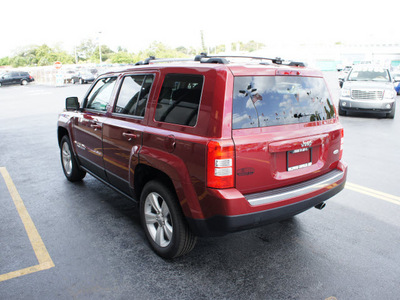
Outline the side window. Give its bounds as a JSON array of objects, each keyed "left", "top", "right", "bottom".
[
  {"left": 114, "top": 74, "right": 154, "bottom": 117},
  {"left": 86, "top": 77, "right": 117, "bottom": 111},
  {"left": 155, "top": 74, "right": 203, "bottom": 126}
]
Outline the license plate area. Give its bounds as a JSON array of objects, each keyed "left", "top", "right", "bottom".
[{"left": 287, "top": 148, "right": 312, "bottom": 171}]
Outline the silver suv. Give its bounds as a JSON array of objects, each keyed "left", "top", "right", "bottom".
[{"left": 339, "top": 65, "right": 396, "bottom": 118}]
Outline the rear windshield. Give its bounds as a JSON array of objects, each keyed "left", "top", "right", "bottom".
[{"left": 232, "top": 76, "right": 335, "bottom": 129}]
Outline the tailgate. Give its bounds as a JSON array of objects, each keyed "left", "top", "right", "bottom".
[
  {"left": 233, "top": 124, "right": 343, "bottom": 195},
  {"left": 231, "top": 74, "right": 342, "bottom": 195}
]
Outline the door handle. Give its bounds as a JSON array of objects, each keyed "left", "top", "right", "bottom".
[
  {"left": 90, "top": 123, "right": 102, "bottom": 131},
  {"left": 122, "top": 132, "right": 138, "bottom": 141}
]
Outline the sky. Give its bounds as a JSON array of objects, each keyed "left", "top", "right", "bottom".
[{"left": 1, "top": 0, "right": 398, "bottom": 57}]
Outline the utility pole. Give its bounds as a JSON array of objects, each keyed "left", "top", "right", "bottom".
[
  {"left": 200, "top": 30, "right": 206, "bottom": 53},
  {"left": 98, "top": 31, "right": 102, "bottom": 64}
]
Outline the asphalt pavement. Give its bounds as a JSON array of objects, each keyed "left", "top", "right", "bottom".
[{"left": 0, "top": 74, "right": 399, "bottom": 299}]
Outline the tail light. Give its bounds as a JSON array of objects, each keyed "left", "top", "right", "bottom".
[
  {"left": 340, "top": 128, "right": 344, "bottom": 160},
  {"left": 207, "top": 140, "right": 235, "bottom": 188},
  {"left": 275, "top": 70, "right": 301, "bottom": 76}
]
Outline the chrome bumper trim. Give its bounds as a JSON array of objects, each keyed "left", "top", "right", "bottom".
[{"left": 245, "top": 169, "right": 344, "bottom": 206}]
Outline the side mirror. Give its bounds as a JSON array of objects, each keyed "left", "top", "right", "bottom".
[
  {"left": 66, "top": 97, "right": 80, "bottom": 111},
  {"left": 339, "top": 79, "right": 344, "bottom": 88}
]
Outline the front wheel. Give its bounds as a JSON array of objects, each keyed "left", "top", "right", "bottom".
[
  {"left": 387, "top": 102, "right": 396, "bottom": 119},
  {"left": 140, "top": 181, "right": 197, "bottom": 259},
  {"left": 60, "top": 136, "right": 86, "bottom": 181},
  {"left": 338, "top": 106, "right": 346, "bottom": 116}
]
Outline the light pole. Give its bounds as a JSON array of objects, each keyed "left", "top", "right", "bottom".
[{"left": 98, "top": 31, "right": 102, "bottom": 64}]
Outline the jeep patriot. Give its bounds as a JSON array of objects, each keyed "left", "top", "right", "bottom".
[{"left": 58, "top": 55, "right": 347, "bottom": 258}]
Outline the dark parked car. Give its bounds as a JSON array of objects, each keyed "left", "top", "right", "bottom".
[
  {"left": 71, "top": 71, "right": 96, "bottom": 84},
  {"left": 0, "top": 71, "right": 34, "bottom": 87},
  {"left": 58, "top": 54, "right": 347, "bottom": 258}
]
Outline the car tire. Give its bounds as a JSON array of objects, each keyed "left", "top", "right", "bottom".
[
  {"left": 338, "top": 106, "right": 346, "bottom": 116},
  {"left": 21, "top": 79, "right": 28, "bottom": 85},
  {"left": 140, "top": 180, "right": 197, "bottom": 259},
  {"left": 60, "top": 135, "right": 86, "bottom": 181},
  {"left": 387, "top": 102, "right": 396, "bottom": 119},
  {"left": 79, "top": 79, "right": 83, "bottom": 84},
  {"left": 71, "top": 79, "right": 75, "bottom": 84}
]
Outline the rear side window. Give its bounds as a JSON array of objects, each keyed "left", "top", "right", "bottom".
[
  {"left": 232, "top": 76, "right": 335, "bottom": 129},
  {"left": 155, "top": 74, "right": 203, "bottom": 126},
  {"left": 114, "top": 74, "right": 154, "bottom": 117}
]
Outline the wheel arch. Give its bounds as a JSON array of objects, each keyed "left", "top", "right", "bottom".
[
  {"left": 133, "top": 163, "right": 200, "bottom": 221},
  {"left": 133, "top": 164, "right": 175, "bottom": 202},
  {"left": 57, "top": 126, "right": 69, "bottom": 146}
]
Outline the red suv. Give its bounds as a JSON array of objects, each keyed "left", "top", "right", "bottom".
[{"left": 58, "top": 55, "right": 347, "bottom": 258}]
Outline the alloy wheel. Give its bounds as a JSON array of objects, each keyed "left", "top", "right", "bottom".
[
  {"left": 144, "top": 192, "right": 173, "bottom": 248},
  {"left": 62, "top": 142, "right": 72, "bottom": 176}
]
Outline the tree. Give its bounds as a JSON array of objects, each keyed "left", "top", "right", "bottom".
[
  {"left": 238, "top": 40, "right": 265, "bottom": 52},
  {"left": 0, "top": 56, "right": 10, "bottom": 66},
  {"left": 110, "top": 51, "right": 133, "bottom": 64},
  {"left": 90, "top": 45, "right": 114, "bottom": 62},
  {"left": 76, "top": 39, "right": 97, "bottom": 61}
]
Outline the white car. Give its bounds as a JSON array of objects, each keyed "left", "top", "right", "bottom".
[{"left": 339, "top": 65, "right": 396, "bottom": 118}]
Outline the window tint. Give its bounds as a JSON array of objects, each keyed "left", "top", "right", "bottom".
[
  {"left": 155, "top": 74, "right": 203, "bottom": 126},
  {"left": 114, "top": 74, "right": 154, "bottom": 117},
  {"left": 232, "top": 76, "right": 335, "bottom": 129},
  {"left": 86, "top": 77, "right": 117, "bottom": 111}
]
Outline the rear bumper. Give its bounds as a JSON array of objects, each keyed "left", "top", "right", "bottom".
[{"left": 187, "top": 164, "right": 347, "bottom": 236}]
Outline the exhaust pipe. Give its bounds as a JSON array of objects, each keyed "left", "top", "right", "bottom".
[{"left": 314, "top": 202, "right": 326, "bottom": 210}]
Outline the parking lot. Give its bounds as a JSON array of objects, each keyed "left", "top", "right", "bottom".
[{"left": 1, "top": 73, "right": 399, "bottom": 299}]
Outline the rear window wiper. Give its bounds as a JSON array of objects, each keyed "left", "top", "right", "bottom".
[
  {"left": 293, "top": 113, "right": 311, "bottom": 119},
  {"left": 294, "top": 113, "right": 304, "bottom": 119}
]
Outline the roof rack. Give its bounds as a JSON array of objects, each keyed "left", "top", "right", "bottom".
[
  {"left": 134, "top": 53, "right": 305, "bottom": 67},
  {"left": 199, "top": 54, "right": 284, "bottom": 65}
]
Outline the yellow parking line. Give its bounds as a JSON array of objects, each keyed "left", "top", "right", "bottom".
[
  {"left": 0, "top": 167, "right": 54, "bottom": 282},
  {"left": 346, "top": 182, "right": 400, "bottom": 206}
]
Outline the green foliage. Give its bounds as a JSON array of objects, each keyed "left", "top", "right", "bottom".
[
  {"left": 76, "top": 39, "right": 97, "bottom": 61},
  {"left": 90, "top": 45, "right": 115, "bottom": 62},
  {"left": 0, "top": 38, "right": 266, "bottom": 67},
  {"left": 0, "top": 56, "right": 10, "bottom": 66},
  {"left": 110, "top": 51, "right": 134, "bottom": 64},
  {"left": 4, "top": 44, "right": 74, "bottom": 67}
]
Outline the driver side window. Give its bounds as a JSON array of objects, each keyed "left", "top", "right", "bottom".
[{"left": 86, "top": 77, "right": 117, "bottom": 111}]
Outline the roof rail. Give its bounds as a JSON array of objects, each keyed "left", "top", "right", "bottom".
[
  {"left": 198, "top": 55, "right": 283, "bottom": 65},
  {"left": 135, "top": 56, "right": 156, "bottom": 65},
  {"left": 135, "top": 53, "right": 209, "bottom": 65},
  {"left": 134, "top": 54, "right": 304, "bottom": 67},
  {"left": 288, "top": 61, "right": 306, "bottom": 67}
]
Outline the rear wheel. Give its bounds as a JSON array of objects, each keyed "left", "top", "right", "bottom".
[
  {"left": 21, "top": 79, "right": 28, "bottom": 85},
  {"left": 60, "top": 136, "right": 86, "bottom": 181},
  {"left": 140, "top": 181, "right": 197, "bottom": 259}
]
